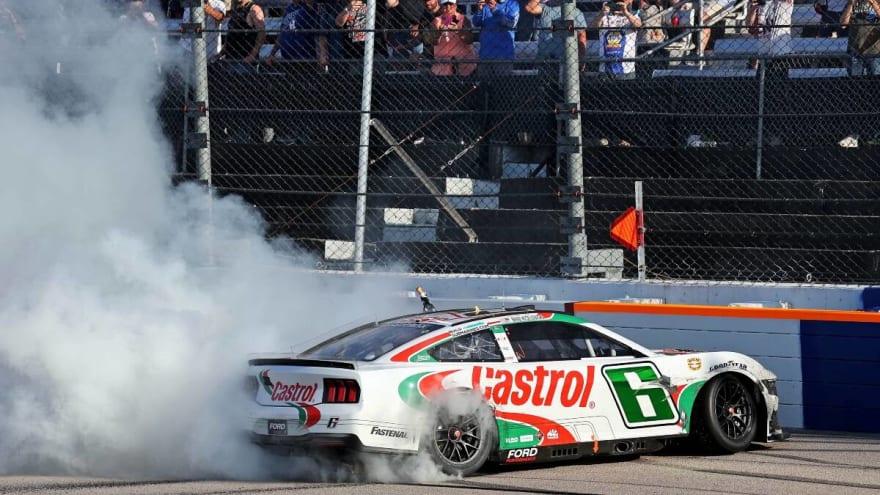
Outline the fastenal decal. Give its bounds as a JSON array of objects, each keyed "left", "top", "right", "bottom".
[
  {"left": 603, "top": 363, "right": 679, "bottom": 428},
  {"left": 370, "top": 426, "right": 408, "bottom": 438},
  {"left": 472, "top": 365, "right": 595, "bottom": 407}
]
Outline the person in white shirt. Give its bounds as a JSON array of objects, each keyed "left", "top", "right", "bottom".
[
  {"left": 747, "top": 0, "right": 793, "bottom": 63},
  {"left": 591, "top": 0, "right": 642, "bottom": 78},
  {"left": 181, "top": 0, "right": 227, "bottom": 57}
]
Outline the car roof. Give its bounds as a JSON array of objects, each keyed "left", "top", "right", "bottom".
[{"left": 381, "top": 305, "right": 546, "bottom": 328}]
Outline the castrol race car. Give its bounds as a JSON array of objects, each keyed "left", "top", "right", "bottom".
[{"left": 245, "top": 306, "right": 786, "bottom": 476}]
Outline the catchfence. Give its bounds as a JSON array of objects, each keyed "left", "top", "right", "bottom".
[{"left": 160, "top": 0, "right": 880, "bottom": 284}]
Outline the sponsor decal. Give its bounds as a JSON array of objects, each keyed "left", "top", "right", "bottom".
[
  {"left": 519, "top": 434, "right": 534, "bottom": 443},
  {"left": 709, "top": 361, "right": 748, "bottom": 373},
  {"left": 495, "top": 412, "right": 576, "bottom": 445},
  {"left": 268, "top": 420, "right": 287, "bottom": 435},
  {"left": 259, "top": 371, "right": 322, "bottom": 427},
  {"left": 687, "top": 357, "right": 702, "bottom": 371},
  {"left": 398, "top": 369, "right": 461, "bottom": 409},
  {"left": 471, "top": 365, "right": 595, "bottom": 407},
  {"left": 450, "top": 322, "right": 489, "bottom": 336},
  {"left": 370, "top": 426, "right": 408, "bottom": 439},
  {"left": 603, "top": 363, "right": 679, "bottom": 428},
  {"left": 546, "top": 428, "right": 559, "bottom": 440},
  {"left": 390, "top": 332, "right": 452, "bottom": 362},
  {"left": 270, "top": 381, "right": 319, "bottom": 402},
  {"left": 506, "top": 447, "right": 538, "bottom": 463}
]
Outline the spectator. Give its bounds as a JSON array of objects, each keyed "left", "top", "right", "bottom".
[
  {"left": 267, "top": 0, "right": 319, "bottom": 64},
  {"left": 316, "top": 0, "right": 344, "bottom": 71},
  {"left": 591, "top": 0, "right": 642, "bottom": 79},
  {"left": 0, "top": 0, "right": 26, "bottom": 44},
  {"left": 123, "top": 0, "right": 160, "bottom": 29},
  {"left": 430, "top": 0, "right": 477, "bottom": 75},
  {"left": 180, "top": 0, "right": 226, "bottom": 58},
  {"left": 638, "top": 0, "right": 666, "bottom": 45},
  {"left": 335, "top": 0, "right": 369, "bottom": 60},
  {"left": 121, "top": 0, "right": 161, "bottom": 66},
  {"left": 840, "top": 0, "right": 880, "bottom": 75},
  {"left": 525, "top": 0, "right": 588, "bottom": 67},
  {"left": 415, "top": 0, "right": 443, "bottom": 61},
  {"left": 814, "top": 0, "right": 849, "bottom": 37},
  {"left": 746, "top": 0, "right": 793, "bottom": 69},
  {"left": 698, "top": 0, "right": 734, "bottom": 55},
  {"left": 385, "top": 0, "right": 424, "bottom": 60},
  {"left": 217, "top": 0, "right": 267, "bottom": 64},
  {"left": 472, "top": 0, "right": 520, "bottom": 77}
]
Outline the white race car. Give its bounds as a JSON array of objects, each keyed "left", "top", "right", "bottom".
[{"left": 245, "top": 306, "right": 785, "bottom": 476}]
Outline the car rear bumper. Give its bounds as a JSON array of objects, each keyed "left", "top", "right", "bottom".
[{"left": 251, "top": 432, "right": 409, "bottom": 455}]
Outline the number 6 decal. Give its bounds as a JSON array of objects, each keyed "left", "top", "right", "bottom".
[{"left": 603, "top": 363, "right": 679, "bottom": 428}]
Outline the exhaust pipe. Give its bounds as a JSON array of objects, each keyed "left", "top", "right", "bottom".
[{"left": 614, "top": 441, "right": 633, "bottom": 454}]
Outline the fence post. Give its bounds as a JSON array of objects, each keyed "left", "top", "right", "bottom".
[
  {"left": 562, "top": 0, "right": 587, "bottom": 276},
  {"left": 191, "top": 0, "right": 211, "bottom": 185},
  {"left": 755, "top": 57, "right": 765, "bottom": 179},
  {"left": 353, "top": 1, "right": 378, "bottom": 272},
  {"left": 636, "top": 180, "right": 645, "bottom": 281}
]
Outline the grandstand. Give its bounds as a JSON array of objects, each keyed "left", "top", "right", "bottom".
[{"left": 162, "top": 0, "right": 880, "bottom": 284}]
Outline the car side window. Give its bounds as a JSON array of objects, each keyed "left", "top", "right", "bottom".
[
  {"left": 506, "top": 321, "right": 639, "bottom": 361},
  {"left": 428, "top": 330, "right": 504, "bottom": 362}
]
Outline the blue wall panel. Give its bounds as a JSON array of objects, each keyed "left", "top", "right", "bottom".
[{"left": 801, "top": 320, "right": 880, "bottom": 432}]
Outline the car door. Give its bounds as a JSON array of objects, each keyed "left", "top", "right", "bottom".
[{"left": 501, "top": 320, "right": 681, "bottom": 446}]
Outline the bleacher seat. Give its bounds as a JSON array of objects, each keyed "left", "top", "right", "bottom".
[
  {"left": 653, "top": 67, "right": 757, "bottom": 77},
  {"left": 713, "top": 36, "right": 847, "bottom": 55}
]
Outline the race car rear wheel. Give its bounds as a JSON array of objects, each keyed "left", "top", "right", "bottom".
[
  {"left": 694, "top": 374, "right": 757, "bottom": 453},
  {"left": 426, "top": 400, "right": 496, "bottom": 476}
]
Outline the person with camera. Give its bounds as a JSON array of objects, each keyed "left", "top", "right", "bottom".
[
  {"left": 590, "top": 0, "right": 642, "bottom": 79},
  {"left": 746, "top": 0, "right": 793, "bottom": 70},
  {"left": 472, "top": 0, "right": 520, "bottom": 77},
  {"left": 430, "top": 0, "right": 476, "bottom": 75},
  {"left": 840, "top": 0, "right": 880, "bottom": 75},
  {"left": 525, "top": 0, "right": 588, "bottom": 70}
]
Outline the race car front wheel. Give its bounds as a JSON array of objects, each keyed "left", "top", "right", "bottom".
[
  {"left": 426, "top": 399, "right": 496, "bottom": 476},
  {"left": 694, "top": 374, "right": 757, "bottom": 453}
]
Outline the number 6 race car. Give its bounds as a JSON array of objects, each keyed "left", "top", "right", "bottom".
[{"left": 245, "top": 305, "right": 786, "bottom": 476}]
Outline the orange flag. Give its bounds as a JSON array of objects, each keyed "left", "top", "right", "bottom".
[{"left": 610, "top": 207, "right": 639, "bottom": 251}]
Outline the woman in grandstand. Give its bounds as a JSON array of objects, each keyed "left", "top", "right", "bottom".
[{"left": 430, "top": 0, "right": 476, "bottom": 76}]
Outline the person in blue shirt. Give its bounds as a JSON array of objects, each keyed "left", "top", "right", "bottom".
[
  {"left": 268, "top": 0, "right": 319, "bottom": 62},
  {"left": 472, "top": 0, "right": 519, "bottom": 76}
]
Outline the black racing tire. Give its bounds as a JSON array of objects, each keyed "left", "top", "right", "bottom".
[
  {"left": 692, "top": 374, "right": 758, "bottom": 453},
  {"left": 424, "top": 398, "right": 497, "bottom": 477}
]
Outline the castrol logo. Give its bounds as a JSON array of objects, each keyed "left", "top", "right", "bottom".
[
  {"left": 270, "top": 381, "right": 319, "bottom": 402},
  {"left": 472, "top": 365, "right": 595, "bottom": 407}
]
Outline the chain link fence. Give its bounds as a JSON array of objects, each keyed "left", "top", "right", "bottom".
[{"left": 161, "top": 0, "right": 880, "bottom": 284}]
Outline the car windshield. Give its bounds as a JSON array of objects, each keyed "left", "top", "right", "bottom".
[{"left": 300, "top": 322, "right": 444, "bottom": 361}]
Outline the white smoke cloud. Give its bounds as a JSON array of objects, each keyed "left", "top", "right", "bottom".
[{"left": 0, "top": 0, "right": 427, "bottom": 481}]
